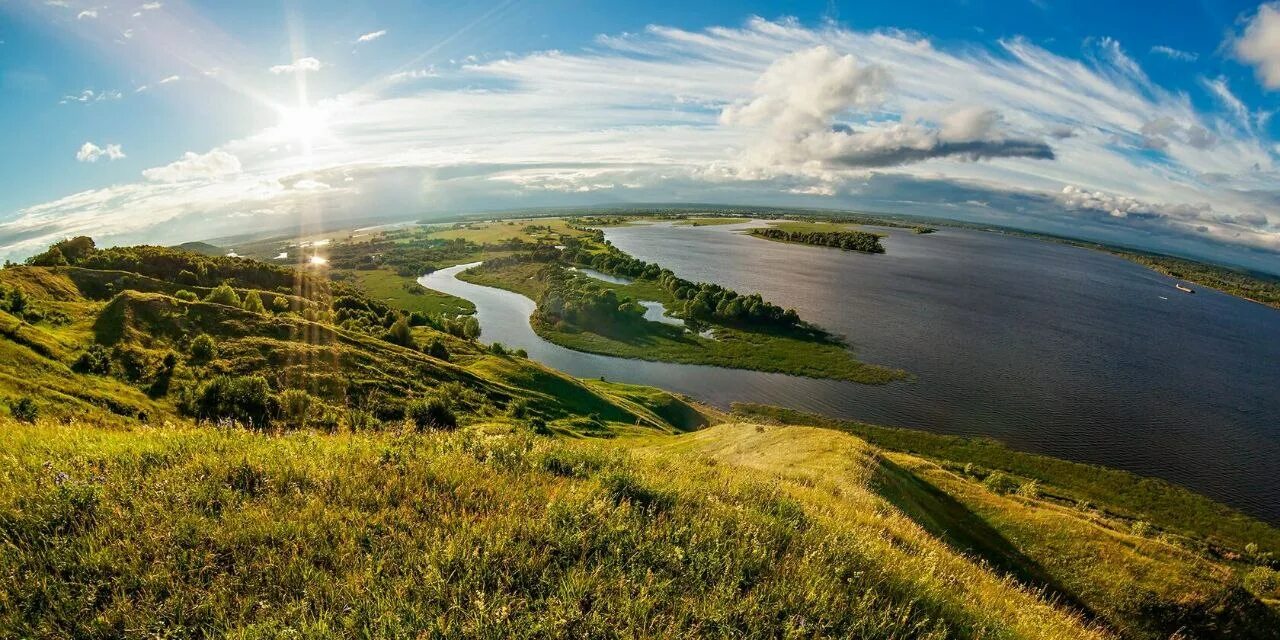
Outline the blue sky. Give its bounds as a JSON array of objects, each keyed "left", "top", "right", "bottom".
[{"left": 1, "top": 0, "right": 1278, "bottom": 271}]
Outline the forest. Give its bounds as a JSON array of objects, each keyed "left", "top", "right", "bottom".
[{"left": 749, "top": 227, "right": 886, "bottom": 253}]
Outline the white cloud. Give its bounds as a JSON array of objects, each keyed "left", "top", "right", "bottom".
[
  {"left": 1150, "top": 45, "right": 1198, "bottom": 62},
  {"left": 77, "top": 9, "right": 98, "bottom": 19},
  {"left": 356, "top": 30, "right": 387, "bottom": 43},
  {"left": 157, "top": 74, "right": 180, "bottom": 84},
  {"left": 1235, "top": 2, "right": 1280, "bottom": 89},
  {"left": 270, "top": 57, "right": 323, "bottom": 74},
  {"left": 142, "top": 150, "right": 242, "bottom": 182},
  {"left": 720, "top": 46, "right": 1052, "bottom": 171},
  {"left": 139, "top": 2, "right": 162, "bottom": 9},
  {"left": 76, "top": 142, "right": 125, "bottom": 162},
  {"left": 4, "top": 18, "right": 1278, "bottom": 263},
  {"left": 385, "top": 67, "right": 437, "bottom": 83},
  {"left": 61, "top": 89, "right": 122, "bottom": 104}
]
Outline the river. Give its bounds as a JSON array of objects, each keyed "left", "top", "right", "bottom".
[{"left": 422, "top": 221, "right": 1280, "bottom": 523}]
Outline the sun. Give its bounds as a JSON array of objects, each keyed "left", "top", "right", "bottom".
[{"left": 274, "top": 104, "right": 332, "bottom": 152}]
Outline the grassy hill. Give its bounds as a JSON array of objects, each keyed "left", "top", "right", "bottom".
[{"left": 1, "top": 237, "right": 1278, "bottom": 638}]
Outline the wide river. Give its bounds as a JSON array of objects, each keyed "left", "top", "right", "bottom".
[{"left": 422, "top": 221, "right": 1280, "bottom": 523}]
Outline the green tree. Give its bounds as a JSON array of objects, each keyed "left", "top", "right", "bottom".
[
  {"left": 189, "top": 334, "right": 217, "bottom": 362},
  {"left": 241, "top": 290, "right": 266, "bottom": 314},
  {"left": 461, "top": 316, "right": 481, "bottom": 340},
  {"left": 385, "top": 316, "right": 416, "bottom": 349},
  {"left": 205, "top": 283, "right": 241, "bottom": 307}
]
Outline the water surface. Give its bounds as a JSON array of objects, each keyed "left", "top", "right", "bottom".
[{"left": 423, "top": 224, "right": 1280, "bottom": 522}]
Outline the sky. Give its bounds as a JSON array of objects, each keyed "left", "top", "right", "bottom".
[{"left": 1, "top": 1, "right": 1278, "bottom": 272}]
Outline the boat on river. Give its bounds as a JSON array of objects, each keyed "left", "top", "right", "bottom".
[{"left": 1175, "top": 283, "right": 1194, "bottom": 293}]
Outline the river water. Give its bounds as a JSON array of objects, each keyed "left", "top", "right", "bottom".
[{"left": 422, "top": 222, "right": 1280, "bottom": 523}]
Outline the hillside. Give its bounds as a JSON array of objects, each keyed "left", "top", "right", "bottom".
[{"left": 1, "top": 237, "right": 1278, "bottom": 638}]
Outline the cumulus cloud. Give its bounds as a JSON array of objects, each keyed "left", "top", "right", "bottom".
[
  {"left": 76, "top": 142, "right": 125, "bottom": 162},
  {"left": 720, "top": 46, "right": 1053, "bottom": 170},
  {"left": 1057, "top": 185, "right": 1210, "bottom": 220},
  {"left": 1150, "top": 45, "right": 1198, "bottom": 62},
  {"left": 356, "top": 30, "right": 386, "bottom": 43},
  {"left": 141, "top": 150, "right": 241, "bottom": 182},
  {"left": 270, "top": 57, "right": 323, "bottom": 74},
  {"left": 1235, "top": 2, "right": 1280, "bottom": 89}
]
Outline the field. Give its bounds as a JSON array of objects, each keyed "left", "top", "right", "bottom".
[{"left": 341, "top": 267, "right": 475, "bottom": 316}]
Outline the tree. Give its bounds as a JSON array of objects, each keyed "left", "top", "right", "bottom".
[
  {"left": 460, "top": 316, "right": 481, "bottom": 340},
  {"left": 205, "top": 283, "right": 241, "bottom": 307},
  {"left": 241, "top": 290, "right": 266, "bottom": 314},
  {"left": 27, "top": 236, "right": 95, "bottom": 266},
  {"left": 174, "top": 290, "right": 198, "bottom": 302},
  {"left": 385, "top": 316, "right": 415, "bottom": 349},
  {"left": 189, "top": 333, "right": 217, "bottom": 362}
]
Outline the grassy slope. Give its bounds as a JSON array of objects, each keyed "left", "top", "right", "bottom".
[
  {"left": 672, "top": 216, "right": 751, "bottom": 226},
  {"left": 459, "top": 261, "right": 906, "bottom": 384},
  {"left": 735, "top": 403, "right": 1280, "bottom": 556},
  {"left": 0, "top": 417, "right": 1104, "bottom": 639},
  {"left": 341, "top": 267, "right": 475, "bottom": 315}
]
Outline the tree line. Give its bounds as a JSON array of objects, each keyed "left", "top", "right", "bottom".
[{"left": 749, "top": 228, "right": 886, "bottom": 253}]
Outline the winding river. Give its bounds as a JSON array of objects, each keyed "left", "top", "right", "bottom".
[{"left": 423, "top": 221, "right": 1280, "bottom": 523}]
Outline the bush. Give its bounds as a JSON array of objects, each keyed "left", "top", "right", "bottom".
[
  {"left": 425, "top": 338, "right": 450, "bottom": 361},
  {"left": 9, "top": 397, "right": 38, "bottom": 423},
  {"left": 385, "top": 317, "right": 415, "bottom": 349},
  {"left": 277, "top": 389, "right": 313, "bottom": 428},
  {"left": 241, "top": 290, "right": 266, "bottom": 314},
  {"left": 189, "top": 334, "right": 217, "bottom": 362},
  {"left": 508, "top": 398, "right": 531, "bottom": 419},
  {"left": 982, "top": 472, "right": 1017, "bottom": 495},
  {"left": 1130, "top": 520, "right": 1152, "bottom": 537},
  {"left": 174, "top": 290, "right": 198, "bottom": 302},
  {"left": 73, "top": 344, "right": 112, "bottom": 375},
  {"left": 529, "top": 416, "right": 551, "bottom": 435},
  {"left": 1244, "top": 567, "right": 1280, "bottom": 598},
  {"left": 205, "top": 283, "right": 241, "bottom": 307},
  {"left": 407, "top": 396, "right": 457, "bottom": 431},
  {"left": 1016, "top": 480, "right": 1041, "bottom": 499},
  {"left": 489, "top": 342, "right": 507, "bottom": 356},
  {"left": 271, "top": 295, "right": 290, "bottom": 313},
  {"left": 195, "top": 375, "right": 273, "bottom": 429}
]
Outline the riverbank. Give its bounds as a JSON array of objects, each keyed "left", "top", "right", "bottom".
[{"left": 458, "top": 259, "right": 905, "bottom": 384}]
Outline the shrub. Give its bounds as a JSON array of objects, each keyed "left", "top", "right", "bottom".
[
  {"left": 1016, "top": 480, "right": 1041, "bottom": 499},
  {"left": 1244, "top": 567, "right": 1280, "bottom": 598},
  {"left": 425, "top": 338, "right": 450, "bottom": 361},
  {"left": 205, "top": 283, "right": 241, "bottom": 307},
  {"left": 189, "top": 334, "right": 217, "bottom": 362},
  {"left": 529, "top": 416, "right": 551, "bottom": 435},
  {"left": 73, "top": 344, "right": 112, "bottom": 375},
  {"left": 489, "top": 342, "right": 507, "bottom": 356},
  {"left": 982, "top": 472, "right": 1017, "bottom": 495},
  {"left": 174, "top": 290, "right": 198, "bottom": 302},
  {"left": 9, "top": 397, "right": 38, "bottom": 423},
  {"left": 271, "top": 295, "right": 290, "bottom": 313},
  {"left": 508, "top": 398, "right": 531, "bottom": 419},
  {"left": 195, "top": 375, "right": 273, "bottom": 429},
  {"left": 406, "top": 396, "right": 457, "bottom": 431},
  {"left": 241, "top": 290, "right": 266, "bottom": 314},
  {"left": 513, "top": 348, "right": 528, "bottom": 358},
  {"left": 385, "top": 317, "right": 415, "bottom": 349},
  {"left": 277, "top": 389, "right": 313, "bottom": 428},
  {"left": 1130, "top": 520, "right": 1152, "bottom": 537}
]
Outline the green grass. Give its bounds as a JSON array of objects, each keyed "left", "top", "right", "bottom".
[
  {"left": 424, "top": 218, "right": 581, "bottom": 244},
  {"left": 756, "top": 220, "right": 871, "bottom": 234},
  {"left": 342, "top": 267, "right": 475, "bottom": 315},
  {"left": 458, "top": 261, "right": 905, "bottom": 384},
  {"left": 0, "top": 417, "right": 1109, "bottom": 639},
  {"left": 735, "top": 404, "right": 1280, "bottom": 556}
]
